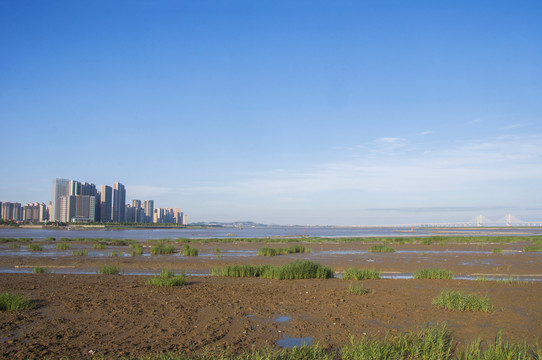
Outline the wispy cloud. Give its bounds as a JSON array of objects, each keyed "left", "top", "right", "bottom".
[
  {"left": 418, "top": 130, "right": 435, "bottom": 136},
  {"left": 184, "top": 134, "right": 542, "bottom": 197},
  {"left": 499, "top": 123, "right": 530, "bottom": 131}
]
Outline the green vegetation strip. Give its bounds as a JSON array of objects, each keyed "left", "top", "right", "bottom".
[
  {"left": 146, "top": 270, "right": 187, "bottom": 287},
  {"left": 368, "top": 245, "right": 396, "bottom": 253},
  {"left": 348, "top": 284, "right": 369, "bottom": 295},
  {"left": 98, "top": 265, "right": 121, "bottom": 275},
  {"left": 342, "top": 267, "right": 381, "bottom": 280},
  {"left": 106, "top": 324, "right": 541, "bottom": 360},
  {"left": 150, "top": 243, "right": 176, "bottom": 255},
  {"left": 414, "top": 268, "right": 454, "bottom": 280},
  {"left": 525, "top": 245, "right": 542, "bottom": 252},
  {"left": 257, "top": 245, "right": 311, "bottom": 256},
  {"left": 181, "top": 244, "right": 199, "bottom": 256},
  {"left": 433, "top": 290, "right": 493, "bottom": 312},
  {"left": 212, "top": 260, "right": 334, "bottom": 280},
  {"left": 0, "top": 292, "right": 34, "bottom": 311}
]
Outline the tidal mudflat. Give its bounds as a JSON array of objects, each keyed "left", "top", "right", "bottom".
[{"left": 1, "top": 235, "right": 541, "bottom": 359}]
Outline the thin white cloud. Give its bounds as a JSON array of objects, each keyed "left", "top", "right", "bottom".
[
  {"left": 499, "top": 123, "right": 529, "bottom": 131},
  {"left": 418, "top": 130, "right": 434, "bottom": 136},
  {"left": 183, "top": 134, "right": 542, "bottom": 197}
]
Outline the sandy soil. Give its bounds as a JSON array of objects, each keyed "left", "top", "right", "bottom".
[{"left": 1, "top": 241, "right": 541, "bottom": 359}]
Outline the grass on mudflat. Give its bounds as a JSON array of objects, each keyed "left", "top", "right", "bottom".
[
  {"left": 27, "top": 243, "right": 43, "bottom": 252},
  {"left": 93, "top": 243, "right": 107, "bottom": 249},
  {"left": 524, "top": 245, "right": 542, "bottom": 252},
  {"left": 145, "top": 269, "right": 188, "bottom": 287},
  {"left": 71, "top": 249, "right": 88, "bottom": 256},
  {"left": 32, "top": 266, "right": 48, "bottom": 274},
  {"left": 130, "top": 244, "right": 144, "bottom": 256},
  {"left": 348, "top": 284, "right": 369, "bottom": 295},
  {"left": 342, "top": 267, "right": 381, "bottom": 280},
  {"left": 492, "top": 248, "right": 503, "bottom": 254},
  {"left": 0, "top": 292, "right": 34, "bottom": 311},
  {"left": 341, "top": 323, "right": 453, "bottom": 360},
  {"left": 461, "top": 331, "right": 542, "bottom": 359},
  {"left": 98, "top": 265, "right": 121, "bottom": 275},
  {"left": 414, "top": 268, "right": 454, "bottom": 280},
  {"left": 368, "top": 245, "right": 396, "bottom": 253},
  {"left": 150, "top": 243, "right": 176, "bottom": 255},
  {"left": 8, "top": 243, "right": 21, "bottom": 249},
  {"left": 214, "top": 248, "right": 222, "bottom": 258},
  {"left": 56, "top": 243, "right": 70, "bottom": 250},
  {"left": 212, "top": 260, "right": 334, "bottom": 280},
  {"left": 257, "top": 245, "right": 311, "bottom": 256},
  {"left": 433, "top": 290, "right": 493, "bottom": 312},
  {"left": 181, "top": 244, "right": 199, "bottom": 256}
]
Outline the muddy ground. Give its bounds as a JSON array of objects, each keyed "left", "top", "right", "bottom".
[{"left": 1, "top": 241, "right": 541, "bottom": 359}]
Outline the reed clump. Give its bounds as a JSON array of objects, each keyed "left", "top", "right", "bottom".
[
  {"left": 32, "top": 266, "right": 48, "bottom": 274},
  {"left": 93, "top": 243, "right": 107, "bottom": 249},
  {"left": 212, "top": 260, "right": 333, "bottom": 280},
  {"left": 492, "top": 248, "right": 503, "bottom": 254},
  {"left": 0, "top": 292, "right": 34, "bottom": 311},
  {"left": 150, "top": 244, "right": 175, "bottom": 255},
  {"left": 524, "top": 245, "right": 542, "bottom": 252},
  {"left": 56, "top": 243, "right": 70, "bottom": 250},
  {"left": 414, "top": 268, "right": 454, "bottom": 280},
  {"left": 130, "top": 244, "right": 144, "bottom": 256},
  {"left": 72, "top": 249, "right": 88, "bottom": 256},
  {"left": 342, "top": 268, "right": 381, "bottom": 280},
  {"left": 257, "top": 245, "right": 311, "bottom": 256},
  {"left": 181, "top": 244, "right": 199, "bottom": 257},
  {"left": 368, "top": 245, "right": 396, "bottom": 253},
  {"left": 98, "top": 265, "right": 121, "bottom": 275},
  {"left": 27, "top": 243, "right": 43, "bottom": 252},
  {"left": 145, "top": 269, "right": 187, "bottom": 287},
  {"left": 348, "top": 284, "right": 369, "bottom": 295},
  {"left": 433, "top": 290, "right": 493, "bottom": 312}
]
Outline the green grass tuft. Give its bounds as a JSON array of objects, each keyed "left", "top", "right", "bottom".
[
  {"left": 348, "top": 284, "right": 369, "bottom": 295},
  {"left": 0, "top": 292, "right": 34, "bottom": 311},
  {"left": 150, "top": 243, "right": 175, "bottom": 255},
  {"left": 93, "top": 243, "right": 107, "bottom": 249},
  {"left": 27, "top": 243, "right": 43, "bottom": 252},
  {"left": 368, "top": 245, "right": 396, "bottom": 253},
  {"left": 145, "top": 269, "right": 187, "bottom": 286},
  {"left": 71, "top": 249, "right": 88, "bottom": 256},
  {"left": 492, "top": 248, "right": 503, "bottom": 254},
  {"left": 414, "top": 268, "right": 454, "bottom": 280},
  {"left": 98, "top": 265, "right": 121, "bottom": 275},
  {"left": 524, "top": 245, "right": 542, "bottom": 252},
  {"left": 212, "top": 260, "right": 334, "bottom": 280},
  {"left": 56, "top": 243, "right": 70, "bottom": 250},
  {"left": 181, "top": 245, "right": 199, "bottom": 256},
  {"left": 32, "top": 266, "right": 48, "bottom": 274},
  {"left": 257, "top": 245, "right": 311, "bottom": 256},
  {"left": 433, "top": 290, "right": 493, "bottom": 312},
  {"left": 343, "top": 268, "right": 381, "bottom": 280}
]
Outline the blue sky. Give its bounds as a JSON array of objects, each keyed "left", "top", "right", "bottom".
[{"left": 1, "top": 0, "right": 541, "bottom": 225}]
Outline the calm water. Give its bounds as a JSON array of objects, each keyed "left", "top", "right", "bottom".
[{"left": 1, "top": 226, "right": 540, "bottom": 240}]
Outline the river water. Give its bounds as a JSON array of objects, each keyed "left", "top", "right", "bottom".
[{"left": 0, "top": 226, "right": 541, "bottom": 240}]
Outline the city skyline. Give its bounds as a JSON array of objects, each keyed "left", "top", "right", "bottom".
[{"left": 1, "top": 1, "right": 541, "bottom": 225}]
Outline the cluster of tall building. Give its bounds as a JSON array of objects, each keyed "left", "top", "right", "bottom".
[{"left": 0, "top": 178, "right": 187, "bottom": 225}]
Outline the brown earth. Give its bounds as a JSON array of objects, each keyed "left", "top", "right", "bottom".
[{"left": 1, "top": 241, "right": 541, "bottom": 359}]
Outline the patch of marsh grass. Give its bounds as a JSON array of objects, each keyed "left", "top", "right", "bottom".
[
  {"left": 150, "top": 243, "right": 175, "bottom": 255},
  {"left": 341, "top": 323, "right": 453, "bottom": 360},
  {"left": 0, "top": 292, "right": 34, "bottom": 311},
  {"left": 108, "top": 251, "right": 119, "bottom": 257},
  {"left": 145, "top": 269, "right": 187, "bottom": 286},
  {"left": 524, "top": 245, "right": 542, "bottom": 252},
  {"left": 56, "top": 243, "right": 70, "bottom": 250},
  {"left": 27, "top": 243, "right": 43, "bottom": 252},
  {"left": 93, "top": 243, "right": 107, "bottom": 249},
  {"left": 8, "top": 243, "right": 21, "bottom": 249},
  {"left": 343, "top": 267, "right": 381, "bottom": 280},
  {"left": 461, "top": 331, "right": 542, "bottom": 360},
  {"left": 414, "top": 268, "right": 454, "bottom": 280},
  {"left": 32, "top": 266, "right": 48, "bottom": 274},
  {"left": 45, "top": 237, "right": 56, "bottom": 241},
  {"left": 214, "top": 248, "right": 221, "bottom": 258},
  {"left": 130, "top": 244, "right": 144, "bottom": 256},
  {"left": 348, "top": 284, "right": 369, "bottom": 295},
  {"left": 476, "top": 276, "right": 488, "bottom": 282},
  {"left": 98, "top": 265, "right": 121, "bottom": 275},
  {"left": 368, "top": 245, "right": 396, "bottom": 253},
  {"left": 181, "top": 244, "right": 199, "bottom": 256},
  {"left": 257, "top": 245, "right": 311, "bottom": 256},
  {"left": 497, "top": 276, "right": 521, "bottom": 284},
  {"left": 72, "top": 249, "right": 88, "bottom": 256},
  {"left": 492, "top": 248, "right": 503, "bottom": 254},
  {"left": 433, "top": 290, "right": 493, "bottom": 312},
  {"left": 212, "top": 260, "right": 334, "bottom": 280}
]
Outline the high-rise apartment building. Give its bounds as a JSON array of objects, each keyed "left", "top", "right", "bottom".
[
  {"left": 1, "top": 202, "right": 22, "bottom": 221},
  {"left": 51, "top": 178, "right": 70, "bottom": 222},
  {"left": 100, "top": 185, "right": 112, "bottom": 222},
  {"left": 143, "top": 200, "right": 154, "bottom": 223},
  {"left": 113, "top": 182, "right": 126, "bottom": 223}
]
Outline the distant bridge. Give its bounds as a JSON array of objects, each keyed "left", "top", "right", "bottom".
[{"left": 418, "top": 214, "right": 542, "bottom": 228}]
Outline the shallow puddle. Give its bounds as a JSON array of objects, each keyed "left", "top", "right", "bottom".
[{"left": 277, "top": 336, "right": 312, "bottom": 348}]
